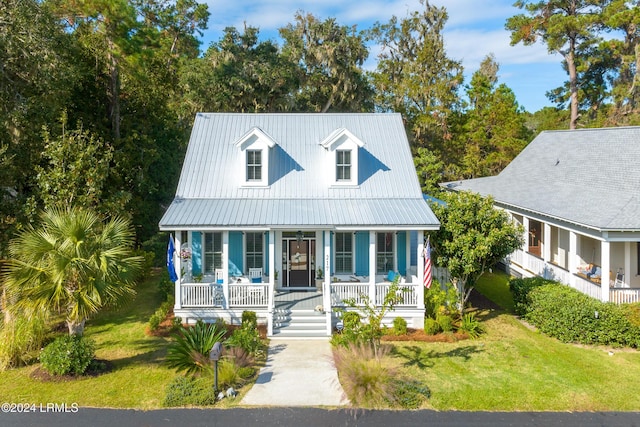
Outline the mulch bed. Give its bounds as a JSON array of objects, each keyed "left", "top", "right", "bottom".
[
  {"left": 30, "top": 359, "right": 114, "bottom": 382},
  {"left": 382, "top": 329, "right": 469, "bottom": 342}
]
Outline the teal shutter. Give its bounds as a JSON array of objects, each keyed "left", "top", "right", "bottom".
[
  {"left": 397, "top": 231, "right": 407, "bottom": 275},
  {"left": 229, "top": 231, "right": 243, "bottom": 275},
  {"left": 355, "top": 231, "right": 369, "bottom": 276},
  {"left": 191, "top": 232, "right": 202, "bottom": 275}
]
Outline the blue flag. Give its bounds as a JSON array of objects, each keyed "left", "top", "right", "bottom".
[{"left": 167, "top": 235, "right": 178, "bottom": 282}]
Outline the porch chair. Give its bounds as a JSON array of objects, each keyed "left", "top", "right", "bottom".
[
  {"left": 614, "top": 269, "right": 626, "bottom": 288},
  {"left": 249, "top": 267, "right": 263, "bottom": 283},
  {"left": 215, "top": 270, "right": 224, "bottom": 284}
]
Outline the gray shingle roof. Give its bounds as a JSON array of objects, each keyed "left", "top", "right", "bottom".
[
  {"left": 444, "top": 127, "right": 640, "bottom": 231},
  {"left": 160, "top": 113, "right": 439, "bottom": 230}
]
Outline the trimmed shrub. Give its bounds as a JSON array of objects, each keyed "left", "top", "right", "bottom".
[
  {"left": 509, "top": 276, "right": 557, "bottom": 316},
  {"left": 241, "top": 311, "right": 258, "bottom": 329},
  {"left": 163, "top": 375, "right": 217, "bottom": 407},
  {"left": 525, "top": 284, "right": 640, "bottom": 347},
  {"left": 436, "top": 314, "right": 454, "bottom": 332},
  {"left": 423, "top": 318, "right": 440, "bottom": 335},
  {"left": 148, "top": 301, "right": 172, "bottom": 332},
  {"left": 332, "top": 311, "right": 364, "bottom": 348},
  {"left": 392, "top": 317, "right": 408, "bottom": 336},
  {"left": 424, "top": 279, "right": 457, "bottom": 318},
  {"left": 39, "top": 335, "right": 95, "bottom": 376},
  {"left": 226, "top": 322, "right": 261, "bottom": 355}
]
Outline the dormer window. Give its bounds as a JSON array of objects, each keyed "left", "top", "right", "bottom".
[
  {"left": 247, "top": 150, "right": 262, "bottom": 181},
  {"left": 234, "top": 126, "right": 276, "bottom": 187},
  {"left": 320, "top": 128, "right": 364, "bottom": 186},
  {"left": 336, "top": 150, "right": 351, "bottom": 181}
]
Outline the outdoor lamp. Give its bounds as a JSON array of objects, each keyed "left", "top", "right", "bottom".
[{"left": 210, "top": 342, "right": 223, "bottom": 391}]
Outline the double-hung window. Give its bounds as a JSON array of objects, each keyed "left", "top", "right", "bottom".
[
  {"left": 204, "top": 232, "right": 222, "bottom": 274},
  {"left": 376, "top": 232, "right": 394, "bottom": 273},
  {"left": 246, "top": 232, "right": 264, "bottom": 270},
  {"left": 335, "top": 232, "right": 353, "bottom": 274},
  {"left": 247, "top": 150, "right": 262, "bottom": 181},
  {"left": 336, "top": 149, "right": 351, "bottom": 181}
]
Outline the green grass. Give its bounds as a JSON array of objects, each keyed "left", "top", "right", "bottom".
[{"left": 474, "top": 270, "right": 514, "bottom": 312}]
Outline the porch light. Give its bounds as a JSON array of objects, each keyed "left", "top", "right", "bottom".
[{"left": 296, "top": 230, "right": 303, "bottom": 243}]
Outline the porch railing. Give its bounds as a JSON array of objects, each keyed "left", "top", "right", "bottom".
[
  {"left": 228, "top": 284, "right": 268, "bottom": 307},
  {"left": 375, "top": 283, "right": 419, "bottom": 306},
  {"left": 181, "top": 283, "right": 222, "bottom": 307},
  {"left": 330, "top": 282, "right": 419, "bottom": 306},
  {"left": 610, "top": 288, "right": 640, "bottom": 304},
  {"left": 572, "top": 274, "right": 602, "bottom": 300}
]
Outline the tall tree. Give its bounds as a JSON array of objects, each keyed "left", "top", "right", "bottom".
[
  {"left": 369, "top": 0, "right": 463, "bottom": 160},
  {"left": 3, "top": 207, "right": 142, "bottom": 336},
  {"left": 429, "top": 191, "right": 524, "bottom": 317},
  {"left": 506, "top": 0, "right": 602, "bottom": 129},
  {"left": 459, "top": 55, "right": 531, "bottom": 178},
  {"left": 280, "top": 12, "right": 373, "bottom": 112}
]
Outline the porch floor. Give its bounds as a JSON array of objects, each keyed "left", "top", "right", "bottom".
[{"left": 274, "top": 291, "right": 323, "bottom": 310}]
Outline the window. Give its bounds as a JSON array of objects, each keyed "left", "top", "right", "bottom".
[
  {"left": 335, "top": 232, "right": 353, "bottom": 274},
  {"left": 246, "top": 232, "right": 263, "bottom": 270},
  {"left": 247, "top": 150, "right": 262, "bottom": 181},
  {"left": 376, "top": 232, "right": 394, "bottom": 273},
  {"left": 204, "top": 232, "right": 222, "bottom": 274},
  {"left": 336, "top": 149, "right": 351, "bottom": 181}
]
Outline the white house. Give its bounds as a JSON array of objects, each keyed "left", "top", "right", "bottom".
[
  {"left": 444, "top": 126, "right": 640, "bottom": 304},
  {"left": 159, "top": 113, "right": 439, "bottom": 337}
]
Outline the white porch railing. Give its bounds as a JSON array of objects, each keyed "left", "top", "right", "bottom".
[
  {"left": 181, "top": 283, "right": 223, "bottom": 307},
  {"left": 228, "top": 284, "right": 269, "bottom": 307},
  {"left": 330, "top": 282, "right": 419, "bottom": 306},
  {"left": 610, "top": 288, "right": 640, "bottom": 304},
  {"left": 572, "top": 274, "right": 602, "bottom": 300}
]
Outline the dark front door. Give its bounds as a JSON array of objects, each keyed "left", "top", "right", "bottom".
[{"left": 288, "top": 240, "right": 309, "bottom": 286}]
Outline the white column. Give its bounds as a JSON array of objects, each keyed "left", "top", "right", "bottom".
[
  {"left": 523, "top": 217, "right": 530, "bottom": 252},
  {"left": 268, "top": 230, "right": 275, "bottom": 337},
  {"left": 392, "top": 232, "right": 398, "bottom": 273},
  {"left": 417, "top": 230, "right": 425, "bottom": 310},
  {"left": 323, "top": 230, "right": 332, "bottom": 336},
  {"left": 624, "top": 241, "right": 631, "bottom": 287},
  {"left": 369, "top": 231, "right": 377, "bottom": 304},
  {"left": 569, "top": 231, "right": 577, "bottom": 287},
  {"left": 543, "top": 223, "right": 552, "bottom": 262},
  {"left": 174, "top": 232, "right": 182, "bottom": 310},
  {"left": 222, "top": 231, "right": 230, "bottom": 309},
  {"left": 601, "top": 239, "right": 610, "bottom": 302}
]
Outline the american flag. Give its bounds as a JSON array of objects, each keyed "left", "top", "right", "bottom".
[{"left": 423, "top": 239, "right": 432, "bottom": 289}]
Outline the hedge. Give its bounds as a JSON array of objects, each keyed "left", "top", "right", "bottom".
[{"left": 509, "top": 276, "right": 557, "bottom": 316}]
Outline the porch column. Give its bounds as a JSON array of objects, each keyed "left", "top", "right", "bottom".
[
  {"left": 369, "top": 231, "right": 376, "bottom": 304},
  {"left": 222, "top": 231, "right": 230, "bottom": 309},
  {"left": 543, "top": 223, "right": 552, "bottom": 263},
  {"left": 569, "top": 231, "right": 577, "bottom": 287},
  {"left": 624, "top": 241, "right": 631, "bottom": 288},
  {"left": 601, "top": 239, "right": 610, "bottom": 302},
  {"left": 174, "top": 232, "right": 182, "bottom": 310},
  {"left": 392, "top": 232, "right": 398, "bottom": 272},
  {"left": 417, "top": 230, "right": 425, "bottom": 310},
  {"left": 522, "top": 217, "right": 530, "bottom": 271},
  {"left": 323, "top": 230, "right": 332, "bottom": 336},
  {"left": 268, "top": 230, "right": 275, "bottom": 336}
]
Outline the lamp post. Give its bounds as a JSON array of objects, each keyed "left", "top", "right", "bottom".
[{"left": 209, "top": 342, "right": 223, "bottom": 391}]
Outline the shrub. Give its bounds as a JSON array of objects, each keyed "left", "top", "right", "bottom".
[
  {"left": 39, "top": 335, "right": 95, "bottom": 376},
  {"left": 423, "top": 318, "right": 440, "bottom": 335},
  {"left": 163, "top": 375, "right": 217, "bottom": 407},
  {"left": 458, "top": 313, "right": 484, "bottom": 339},
  {"left": 148, "top": 301, "right": 172, "bottom": 332},
  {"left": 436, "top": 314, "right": 454, "bottom": 332},
  {"left": 226, "top": 322, "right": 261, "bottom": 355},
  {"left": 166, "top": 321, "right": 227, "bottom": 375},
  {"left": 390, "top": 378, "right": 430, "bottom": 409},
  {"left": 241, "top": 311, "right": 258, "bottom": 329},
  {"left": 157, "top": 271, "right": 175, "bottom": 302},
  {"left": 0, "top": 315, "right": 47, "bottom": 370},
  {"left": 392, "top": 317, "right": 408, "bottom": 336},
  {"left": 224, "top": 346, "right": 255, "bottom": 368},
  {"left": 332, "top": 311, "right": 364, "bottom": 348},
  {"left": 424, "top": 279, "right": 457, "bottom": 318},
  {"left": 525, "top": 284, "right": 640, "bottom": 347},
  {"left": 509, "top": 276, "right": 557, "bottom": 316}
]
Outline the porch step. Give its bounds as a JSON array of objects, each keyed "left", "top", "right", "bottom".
[{"left": 272, "top": 309, "right": 329, "bottom": 338}]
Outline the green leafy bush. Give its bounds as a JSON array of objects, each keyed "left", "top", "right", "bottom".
[
  {"left": 39, "top": 335, "right": 95, "bottom": 376},
  {"left": 436, "top": 314, "right": 454, "bottom": 332},
  {"left": 226, "top": 322, "right": 261, "bottom": 355},
  {"left": 525, "top": 284, "right": 640, "bottom": 347},
  {"left": 424, "top": 279, "right": 457, "bottom": 318},
  {"left": 241, "top": 311, "right": 258, "bottom": 329},
  {"left": 392, "top": 317, "right": 408, "bottom": 336},
  {"left": 509, "top": 276, "right": 557, "bottom": 316},
  {"left": 148, "top": 301, "right": 172, "bottom": 332},
  {"left": 458, "top": 313, "right": 484, "bottom": 338},
  {"left": 332, "top": 311, "right": 364, "bottom": 348},
  {"left": 423, "top": 318, "right": 440, "bottom": 335},
  {"left": 166, "top": 321, "right": 227, "bottom": 375},
  {"left": 163, "top": 375, "right": 217, "bottom": 407}
]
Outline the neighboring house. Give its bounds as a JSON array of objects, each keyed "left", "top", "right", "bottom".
[
  {"left": 444, "top": 127, "right": 640, "bottom": 304},
  {"left": 159, "top": 113, "right": 439, "bottom": 337}
]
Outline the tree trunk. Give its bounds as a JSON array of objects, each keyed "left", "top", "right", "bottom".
[
  {"left": 565, "top": 46, "right": 579, "bottom": 130},
  {"left": 67, "top": 318, "right": 86, "bottom": 336},
  {"left": 107, "top": 37, "right": 121, "bottom": 140}
]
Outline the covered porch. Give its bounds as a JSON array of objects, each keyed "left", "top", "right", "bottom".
[
  {"left": 507, "top": 213, "right": 640, "bottom": 304},
  {"left": 170, "top": 228, "right": 431, "bottom": 337}
]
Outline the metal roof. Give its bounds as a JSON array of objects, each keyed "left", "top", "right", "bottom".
[
  {"left": 444, "top": 127, "right": 640, "bottom": 231},
  {"left": 160, "top": 113, "right": 439, "bottom": 230}
]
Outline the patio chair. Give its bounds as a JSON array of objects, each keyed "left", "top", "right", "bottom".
[
  {"left": 614, "top": 270, "right": 626, "bottom": 288},
  {"left": 249, "top": 267, "right": 263, "bottom": 283}
]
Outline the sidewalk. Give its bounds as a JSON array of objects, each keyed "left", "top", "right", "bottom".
[{"left": 241, "top": 340, "right": 350, "bottom": 407}]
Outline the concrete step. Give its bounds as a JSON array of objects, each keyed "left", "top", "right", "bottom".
[{"left": 272, "top": 309, "right": 329, "bottom": 338}]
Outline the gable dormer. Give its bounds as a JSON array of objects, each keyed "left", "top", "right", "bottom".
[
  {"left": 320, "top": 128, "right": 364, "bottom": 186},
  {"left": 234, "top": 127, "right": 277, "bottom": 186}
]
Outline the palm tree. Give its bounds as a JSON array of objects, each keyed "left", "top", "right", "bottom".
[{"left": 3, "top": 207, "right": 142, "bottom": 336}]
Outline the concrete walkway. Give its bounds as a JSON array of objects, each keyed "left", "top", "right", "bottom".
[{"left": 241, "top": 340, "right": 350, "bottom": 407}]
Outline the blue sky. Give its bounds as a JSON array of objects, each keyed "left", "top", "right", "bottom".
[{"left": 200, "top": 0, "right": 566, "bottom": 113}]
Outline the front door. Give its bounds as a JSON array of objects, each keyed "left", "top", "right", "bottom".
[{"left": 282, "top": 238, "right": 315, "bottom": 287}]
